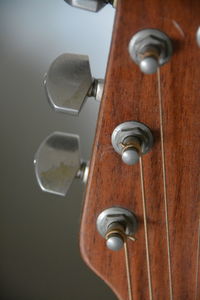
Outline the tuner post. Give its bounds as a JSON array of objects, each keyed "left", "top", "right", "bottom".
[
  {"left": 128, "top": 29, "right": 173, "bottom": 74},
  {"left": 96, "top": 207, "right": 138, "bottom": 251},
  {"left": 111, "top": 121, "right": 153, "bottom": 165},
  {"left": 105, "top": 222, "right": 125, "bottom": 251}
]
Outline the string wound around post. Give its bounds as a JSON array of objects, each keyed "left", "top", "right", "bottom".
[
  {"left": 96, "top": 207, "right": 138, "bottom": 251},
  {"left": 128, "top": 29, "right": 173, "bottom": 74},
  {"left": 111, "top": 121, "right": 153, "bottom": 166}
]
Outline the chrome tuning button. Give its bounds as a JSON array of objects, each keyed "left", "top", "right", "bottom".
[
  {"left": 44, "top": 53, "right": 104, "bottom": 115},
  {"left": 64, "top": 0, "right": 116, "bottom": 12},
  {"left": 34, "top": 132, "right": 89, "bottom": 196},
  {"left": 129, "top": 29, "right": 173, "bottom": 74}
]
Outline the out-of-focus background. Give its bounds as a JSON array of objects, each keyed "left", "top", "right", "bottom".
[{"left": 0, "top": 1, "right": 116, "bottom": 299}]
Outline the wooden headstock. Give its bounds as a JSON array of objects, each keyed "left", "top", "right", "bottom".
[{"left": 80, "top": 0, "right": 200, "bottom": 299}]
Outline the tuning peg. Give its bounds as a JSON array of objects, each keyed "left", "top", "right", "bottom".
[
  {"left": 111, "top": 121, "right": 153, "bottom": 165},
  {"left": 97, "top": 207, "right": 138, "bottom": 251},
  {"left": 44, "top": 53, "right": 104, "bottom": 115},
  {"left": 64, "top": 0, "right": 116, "bottom": 12},
  {"left": 128, "top": 29, "right": 173, "bottom": 74},
  {"left": 34, "top": 132, "right": 89, "bottom": 196}
]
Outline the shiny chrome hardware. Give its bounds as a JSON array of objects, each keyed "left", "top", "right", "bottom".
[
  {"left": 97, "top": 207, "right": 137, "bottom": 251},
  {"left": 44, "top": 53, "right": 104, "bottom": 115},
  {"left": 64, "top": 0, "right": 116, "bottom": 12},
  {"left": 129, "top": 29, "right": 173, "bottom": 74},
  {"left": 197, "top": 27, "right": 200, "bottom": 47},
  {"left": 111, "top": 121, "right": 153, "bottom": 165},
  {"left": 34, "top": 132, "right": 89, "bottom": 196}
]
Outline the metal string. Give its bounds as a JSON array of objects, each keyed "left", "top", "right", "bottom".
[
  {"left": 139, "top": 157, "right": 153, "bottom": 300},
  {"left": 124, "top": 240, "right": 133, "bottom": 300},
  {"left": 157, "top": 68, "right": 173, "bottom": 300},
  {"left": 195, "top": 219, "right": 200, "bottom": 300}
]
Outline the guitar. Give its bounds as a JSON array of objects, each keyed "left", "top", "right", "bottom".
[{"left": 34, "top": 0, "right": 200, "bottom": 299}]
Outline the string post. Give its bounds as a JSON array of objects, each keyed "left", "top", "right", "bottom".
[
  {"left": 105, "top": 223, "right": 137, "bottom": 251},
  {"left": 96, "top": 207, "right": 138, "bottom": 251},
  {"left": 120, "top": 136, "right": 141, "bottom": 165},
  {"left": 106, "top": 223, "right": 126, "bottom": 251},
  {"left": 129, "top": 29, "right": 173, "bottom": 74},
  {"left": 111, "top": 121, "right": 153, "bottom": 166}
]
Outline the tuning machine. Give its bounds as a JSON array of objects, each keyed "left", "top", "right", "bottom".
[
  {"left": 44, "top": 53, "right": 104, "bottom": 115},
  {"left": 129, "top": 29, "right": 173, "bottom": 74},
  {"left": 97, "top": 207, "right": 138, "bottom": 251},
  {"left": 34, "top": 132, "right": 89, "bottom": 196},
  {"left": 64, "top": 0, "right": 117, "bottom": 12},
  {"left": 111, "top": 121, "right": 153, "bottom": 165}
]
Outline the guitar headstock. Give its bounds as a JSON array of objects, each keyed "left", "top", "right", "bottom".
[
  {"left": 34, "top": 0, "right": 200, "bottom": 299},
  {"left": 80, "top": 1, "right": 200, "bottom": 299}
]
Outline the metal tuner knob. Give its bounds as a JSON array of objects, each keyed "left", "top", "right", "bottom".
[
  {"left": 44, "top": 53, "right": 104, "bottom": 115},
  {"left": 34, "top": 132, "right": 89, "bottom": 196},
  {"left": 97, "top": 207, "right": 138, "bottom": 251},
  {"left": 129, "top": 29, "right": 173, "bottom": 74},
  {"left": 64, "top": 0, "right": 117, "bottom": 12},
  {"left": 111, "top": 121, "right": 153, "bottom": 166}
]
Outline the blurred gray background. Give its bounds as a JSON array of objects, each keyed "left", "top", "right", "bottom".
[{"left": 0, "top": 1, "right": 117, "bottom": 299}]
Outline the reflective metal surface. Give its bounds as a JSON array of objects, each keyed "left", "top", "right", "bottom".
[
  {"left": 64, "top": 0, "right": 107, "bottom": 12},
  {"left": 122, "top": 147, "right": 140, "bottom": 166},
  {"left": 128, "top": 29, "right": 173, "bottom": 74},
  {"left": 94, "top": 78, "right": 104, "bottom": 102},
  {"left": 45, "top": 53, "right": 93, "bottom": 115},
  {"left": 34, "top": 132, "right": 80, "bottom": 196},
  {"left": 197, "top": 27, "right": 200, "bottom": 47},
  {"left": 111, "top": 121, "right": 154, "bottom": 157},
  {"left": 96, "top": 207, "right": 138, "bottom": 238},
  {"left": 106, "top": 233, "right": 124, "bottom": 251}
]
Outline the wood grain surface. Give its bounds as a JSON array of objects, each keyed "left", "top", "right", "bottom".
[{"left": 80, "top": 1, "right": 200, "bottom": 299}]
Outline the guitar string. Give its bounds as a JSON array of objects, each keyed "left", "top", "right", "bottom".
[
  {"left": 195, "top": 218, "right": 200, "bottom": 300},
  {"left": 139, "top": 157, "right": 153, "bottom": 300},
  {"left": 124, "top": 240, "right": 133, "bottom": 300},
  {"left": 157, "top": 68, "right": 173, "bottom": 300}
]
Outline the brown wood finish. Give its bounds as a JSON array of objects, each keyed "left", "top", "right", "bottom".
[{"left": 80, "top": 1, "right": 200, "bottom": 299}]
